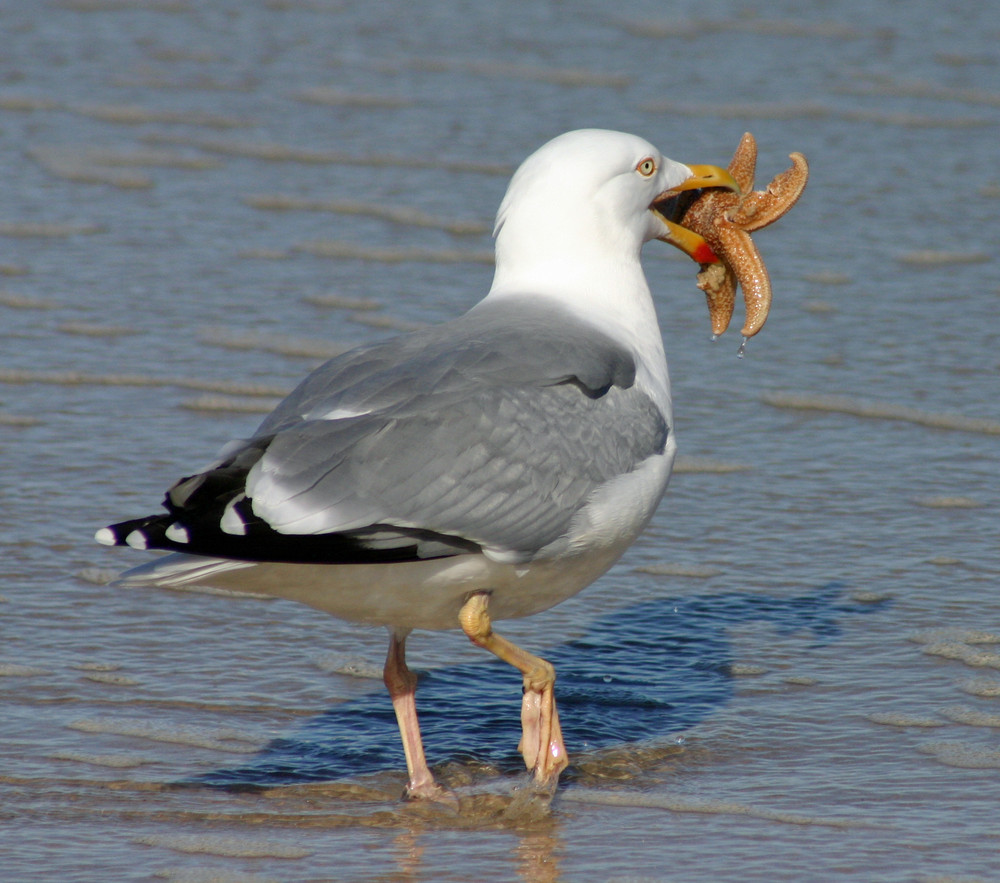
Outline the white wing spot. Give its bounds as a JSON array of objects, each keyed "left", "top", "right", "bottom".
[
  {"left": 125, "top": 530, "right": 148, "bottom": 550},
  {"left": 165, "top": 523, "right": 190, "bottom": 544},
  {"left": 220, "top": 495, "right": 248, "bottom": 536}
]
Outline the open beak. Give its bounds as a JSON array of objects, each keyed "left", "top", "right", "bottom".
[{"left": 652, "top": 164, "right": 741, "bottom": 264}]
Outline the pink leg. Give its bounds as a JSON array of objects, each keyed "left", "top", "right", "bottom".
[{"left": 383, "top": 628, "right": 449, "bottom": 800}]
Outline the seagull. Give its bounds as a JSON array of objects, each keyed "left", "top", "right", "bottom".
[{"left": 96, "top": 129, "right": 738, "bottom": 799}]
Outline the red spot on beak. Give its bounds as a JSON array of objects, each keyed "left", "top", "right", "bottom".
[{"left": 693, "top": 242, "right": 719, "bottom": 264}]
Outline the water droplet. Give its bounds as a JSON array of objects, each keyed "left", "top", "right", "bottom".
[{"left": 737, "top": 336, "right": 748, "bottom": 358}]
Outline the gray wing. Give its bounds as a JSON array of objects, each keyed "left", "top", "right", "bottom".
[
  {"left": 104, "top": 296, "right": 668, "bottom": 564},
  {"left": 245, "top": 295, "right": 666, "bottom": 558},
  {"left": 247, "top": 379, "right": 668, "bottom": 558}
]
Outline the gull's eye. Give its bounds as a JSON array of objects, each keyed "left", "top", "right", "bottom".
[{"left": 636, "top": 157, "right": 657, "bottom": 177}]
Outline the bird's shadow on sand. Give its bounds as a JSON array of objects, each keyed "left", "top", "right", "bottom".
[{"left": 196, "top": 582, "right": 881, "bottom": 788}]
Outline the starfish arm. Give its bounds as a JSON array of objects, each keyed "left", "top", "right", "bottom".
[
  {"left": 678, "top": 190, "right": 743, "bottom": 337},
  {"left": 713, "top": 225, "right": 772, "bottom": 337},
  {"left": 696, "top": 261, "right": 737, "bottom": 336},
  {"left": 731, "top": 152, "right": 810, "bottom": 231},
  {"left": 728, "top": 131, "right": 758, "bottom": 193}
]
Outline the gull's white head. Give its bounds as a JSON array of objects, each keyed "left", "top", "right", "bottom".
[
  {"left": 496, "top": 130, "right": 689, "bottom": 249},
  {"left": 490, "top": 129, "right": 736, "bottom": 301}
]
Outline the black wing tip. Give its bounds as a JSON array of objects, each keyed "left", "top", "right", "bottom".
[
  {"left": 94, "top": 515, "right": 171, "bottom": 550},
  {"left": 95, "top": 513, "right": 475, "bottom": 566}
]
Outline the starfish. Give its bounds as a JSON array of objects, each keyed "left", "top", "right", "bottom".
[{"left": 675, "top": 132, "right": 809, "bottom": 339}]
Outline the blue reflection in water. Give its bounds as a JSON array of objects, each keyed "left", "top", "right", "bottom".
[{"left": 197, "top": 582, "right": 878, "bottom": 786}]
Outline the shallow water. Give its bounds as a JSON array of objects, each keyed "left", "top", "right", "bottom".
[{"left": 2, "top": 1, "right": 999, "bottom": 880}]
